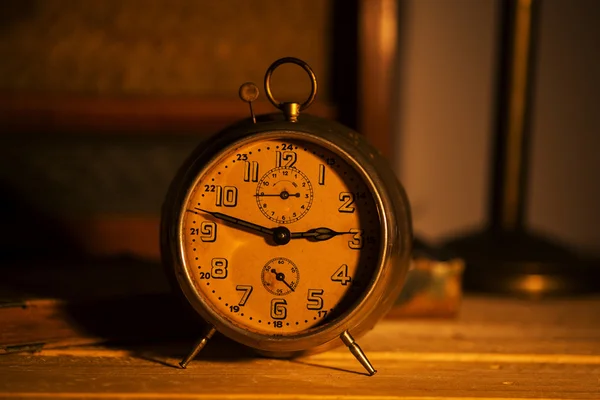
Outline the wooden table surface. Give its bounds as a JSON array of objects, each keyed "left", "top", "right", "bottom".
[{"left": 1, "top": 296, "right": 598, "bottom": 400}]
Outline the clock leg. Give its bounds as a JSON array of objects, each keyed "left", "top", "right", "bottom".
[
  {"left": 179, "top": 326, "right": 217, "bottom": 369},
  {"left": 340, "top": 330, "right": 377, "bottom": 376}
]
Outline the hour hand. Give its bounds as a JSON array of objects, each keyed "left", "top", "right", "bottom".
[
  {"left": 190, "top": 208, "right": 274, "bottom": 236},
  {"left": 290, "top": 227, "right": 352, "bottom": 242}
]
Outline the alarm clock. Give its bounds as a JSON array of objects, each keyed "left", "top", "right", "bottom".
[{"left": 161, "top": 57, "right": 412, "bottom": 375}]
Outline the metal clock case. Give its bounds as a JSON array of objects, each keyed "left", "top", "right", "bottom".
[{"left": 161, "top": 58, "right": 412, "bottom": 375}]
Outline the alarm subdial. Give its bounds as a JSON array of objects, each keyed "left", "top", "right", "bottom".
[
  {"left": 261, "top": 257, "right": 300, "bottom": 296},
  {"left": 255, "top": 166, "right": 313, "bottom": 224}
]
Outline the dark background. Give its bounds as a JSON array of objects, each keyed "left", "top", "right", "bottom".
[{"left": 1, "top": 0, "right": 598, "bottom": 263}]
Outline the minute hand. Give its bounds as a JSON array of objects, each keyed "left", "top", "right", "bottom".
[
  {"left": 193, "top": 208, "right": 274, "bottom": 236},
  {"left": 290, "top": 227, "right": 353, "bottom": 242}
]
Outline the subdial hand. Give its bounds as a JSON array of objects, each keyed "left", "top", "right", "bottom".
[
  {"left": 271, "top": 268, "right": 295, "bottom": 292},
  {"left": 290, "top": 227, "right": 353, "bottom": 241},
  {"left": 190, "top": 208, "right": 274, "bottom": 237},
  {"left": 255, "top": 190, "right": 301, "bottom": 199}
]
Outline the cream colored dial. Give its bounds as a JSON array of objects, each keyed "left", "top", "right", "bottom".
[{"left": 181, "top": 136, "right": 380, "bottom": 335}]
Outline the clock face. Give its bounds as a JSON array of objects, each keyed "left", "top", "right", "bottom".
[{"left": 180, "top": 134, "right": 381, "bottom": 335}]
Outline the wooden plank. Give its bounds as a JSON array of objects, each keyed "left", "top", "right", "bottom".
[
  {"left": 0, "top": 96, "right": 336, "bottom": 134},
  {"left": 28, "top": 347, "right": 600, "bottom": 365},
  {"left": 1, "top": 296, "right": 598, "bottom": 398},
  {"left": 2, "top": 217, "right": 159, "bottom": 260},
  {"left": 58, "top": 216, "right": 160, "bottom": 260},
  {"left": 0, "top": 346, "right": 597, "bottom": 399}
]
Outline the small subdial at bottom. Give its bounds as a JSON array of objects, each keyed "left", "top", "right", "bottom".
[{"left": 261, "top": 257, "right": 300, "bottom": 296}]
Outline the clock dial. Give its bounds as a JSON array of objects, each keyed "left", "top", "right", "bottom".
[
  {"left": 261, "top": 257, "right": 300, "bottom": 296},
  {"left": 180, "top": 135, "right": 381, "bottom": 335},
  {"left": 256, "top": 167, "right": 313, "bottom": 224}
]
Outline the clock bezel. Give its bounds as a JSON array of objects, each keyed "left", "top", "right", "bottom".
[{"left": 161, "top": 115, "right": 412, "bottom": 357}]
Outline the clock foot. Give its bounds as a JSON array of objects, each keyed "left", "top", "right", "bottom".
[
  {"left": 340, "top": 330, "right": 377, "bottom": 376},
  {"left": 179, "top": 326, "right": 217, "bottom": 369}
]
